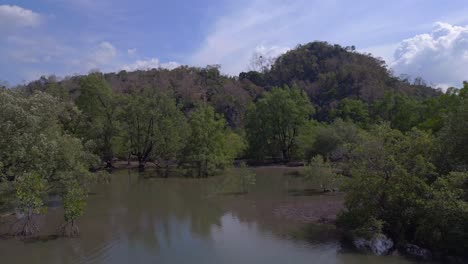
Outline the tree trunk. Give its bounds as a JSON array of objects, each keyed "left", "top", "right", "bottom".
[
  {"left": 282, "top": 149, "right": 289, "bottom": 163},
  {"left": 137, "top": 155, "right": 147, "bottom": 171},
  {"left": 138, "top": 159, "right": 146, "bottom": 171}
]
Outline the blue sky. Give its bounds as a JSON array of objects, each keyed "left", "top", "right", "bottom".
[{"left": 1, "top": 0, "right": 468, "bottom": 88}]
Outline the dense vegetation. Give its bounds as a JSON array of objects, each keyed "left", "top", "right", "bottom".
[{"left": 1, "top": 42, "right": 467, "bottom": 259}]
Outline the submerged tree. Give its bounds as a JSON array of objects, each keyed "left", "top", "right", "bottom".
[
  {"left": 0, "top": 90, "right": 95, "bottom": 236},
  {"left": 304, "top": 155, "right": 342, "bottom": 192},
  {"left": 180, "top": 105, "right": 241, "bottom": 177},
  {"left": 219, "top": 162, "right": 256, "bottom": 194},
  {"left": 120, "top": 92, "right": 188, "bottom": 170},
  {"left": 15, "top": 173, "right": 47, "bottom": 236},
  {"left": 237, "top": 162, "right": 256, "bottom": 193},
  {"left": 61, "top": 180, "right": 87, "bottom": 237}
]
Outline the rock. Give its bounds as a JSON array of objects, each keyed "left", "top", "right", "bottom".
[
  {"left": 353, "top": 233, "right": 394, "bottom": 255},
  {"left": 404, "top": 244, "right": 432, "bottom": 259}
]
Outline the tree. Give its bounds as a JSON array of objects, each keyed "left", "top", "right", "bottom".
[
  {"left": 338, "top": 124, "right": 468, "bottom": 257},
  {"left": 331, "top": 98, "right": 370, "bottom": 126},
  {"left": 372, "top": 92, "right": 423, "bottom": 131},
  {"left": 297, "top": 119, "right": 362, "bottom": 164},
  {"left": 246, "top": 86, "right": 314, "bottom": 161},
  {"left": 15, "top": 172, "right": 47, "bottom": 236},
  {"left": 0, "top": 90, "right": 95, "bottom": 236},
  {"left": 61, "top": 180, "right": 87, "bottom": 237},
  {"left": 436, "top": 83, "right": 468, "bottom": 172},
  {"left": 180, "top": 105, "right": 239, "bottom": 177},
  {"left": 304, "top": 155, "right": 342, "bottom": 192},
  {"left": 120, "top": 92, "right": 188, "bottom": 170},
  {"left": 76, "top": 74, "right": 117, "bottom": 166}
]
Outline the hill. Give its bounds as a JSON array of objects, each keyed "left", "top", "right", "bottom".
[{"left": 21, "top": 41, "right": 440, "bottom": 125}]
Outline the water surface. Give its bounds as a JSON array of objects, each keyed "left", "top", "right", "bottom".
[{"left": 0, "top": 167, "right": 432, "bottom": 264}]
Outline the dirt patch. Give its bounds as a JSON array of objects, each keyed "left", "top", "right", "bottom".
[{"left": 273, "top": 194, "right": 344, "bottom": 223}]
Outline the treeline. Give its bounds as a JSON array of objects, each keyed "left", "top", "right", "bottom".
[{"left": 1, "top": 42, "right": 466, "bottom": 258}]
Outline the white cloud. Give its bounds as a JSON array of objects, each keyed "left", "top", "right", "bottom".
[
  {"left": 121, "top": 58, "right": 179, "bottom": 71},
  {"left": 188, "top": 0, "right": 406, "bottom": 75},
  {"left": 0, "top": 5, "right": 42, "bottom": 29},
  {"left": 189, "top": 0, "right": 317, "bottom": 75},
  {"left": 127, "top": 48, "right": 137, "bottom": 57},
  {"left": 391, "top": 22, "right": 468, "bottom": 88},
  {"left": 84, "top": 41, "right": 117, "bottom": 70}
]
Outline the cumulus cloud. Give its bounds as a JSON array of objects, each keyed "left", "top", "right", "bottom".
[
  {"left": 0, "top": 5, "right": 42, "bottom": 30},
  {"left": 188, "top": 0, "right": 418, "bottom": 75},
  {"left": 391, "top": 22, "right": 468, "bottom": 88},
  {"left": 84, "top": 41, "right": 118, "bottom": 70},
  {"left": 121, "top": 58, "right": 179, "bottom": 71}
]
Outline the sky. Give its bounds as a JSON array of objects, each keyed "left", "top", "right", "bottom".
[{"left": 1, "top": 0, "right": 468, "bottom": 88}]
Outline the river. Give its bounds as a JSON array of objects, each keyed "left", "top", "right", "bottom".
[{"left": 0, "top": 167, "right": 435, "bottom": 263}]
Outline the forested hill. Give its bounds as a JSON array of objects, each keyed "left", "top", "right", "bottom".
[
  {"left": 240, "top": 42, "right": 440, "bottom": 119},
  {"left": 21, "top": 41, "right": 440, "bottom": 126}
]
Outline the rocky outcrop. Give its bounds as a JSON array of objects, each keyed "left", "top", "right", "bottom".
[{"left": 353, "top": 233, "right": 394, "bottom": 255}]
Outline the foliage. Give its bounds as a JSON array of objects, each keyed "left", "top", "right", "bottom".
[
  {"left": 413, "top": 172, "right": 468, "bottom": 256},
  {"left": 246, "top": 86, "right": 314, "bottom": 161},
  {"left": 331, "top": 98, "right": 369, "bottom": 126},
  {"left": 0, "top": 90, "right": 94, "bottom": 236},
  {"left": 181, "top": 105, "right": 240, "bottom": 177},
  {"left": 436, "top": 88, "right": 468, "bottom": 173},
  {"left": 338, "top": 123, "right": 468, "bottom": 257},
  {"left": 304, "top": 155, "right": 343, "bottom": 192},
  {"left": 298, "top": 119, "right": 363, "bottom": 164},
  {"left": 75, "top": 73, "right": 118, "bottom": 164},
  {"left": 372, "top": 92, "right": 424, "bottom": 131},
  {"left": 62, "top": 179, "right": 87, "bottom": 236},
  {"left": 15, "top": 172, "right": 47, "bottom": 236},
  {"left": 119, "top": 92, "right": 188, "bottom": 169}
]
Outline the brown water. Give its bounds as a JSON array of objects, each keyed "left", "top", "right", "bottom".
[{"left": 0, "top": 167, "right": 432, "bottom": 264}]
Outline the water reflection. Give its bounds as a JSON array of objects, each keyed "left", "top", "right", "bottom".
[{"left": 0, "top": 168, "right": 435, "bottom": 264}]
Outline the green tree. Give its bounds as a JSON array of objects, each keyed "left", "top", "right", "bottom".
[
  {"left": 0, "top": 90, "right": 95, "bottom": 236},
  {"left": 436, "top": 83, "right": 468, "bottom": 172},
  {"left": 15, "top": 172, "right": 47, "bottom": 236},
  {"left": 298, "top": 119, "right": 362, "bottom": 164},
  {"left": 332, "top": 98, "right": 370, "bottom": 126},
  {"left": 120, "top": 92, "right": 188, "bottom": 170},
  {"left": 246, "top": 86, "right": 314, "bottom": 161},
  {"left": 61, "top": 180, "right": 87, "bottom": 237},
  {"left": 180, "top": 105, "right": 239, "bottom": 177},
  {"left": 76, "top": 73, "right": 117, "bottom": 166},
  {"left": 372, "top": 92, "right": 423, "bottom": 131},
  {"left": 338, "top": 124, "right": 467, "bottom": 256},
  {"left": 304, "top": 155, "right": 342, "bottom": 192}
]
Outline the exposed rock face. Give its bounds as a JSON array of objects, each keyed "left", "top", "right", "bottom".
[
  {"left": 404, "top": 244, "right": 432, "bottom": 259},
  {"left": 353, "top": 234, "right": 394, "bottom": 255}
]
